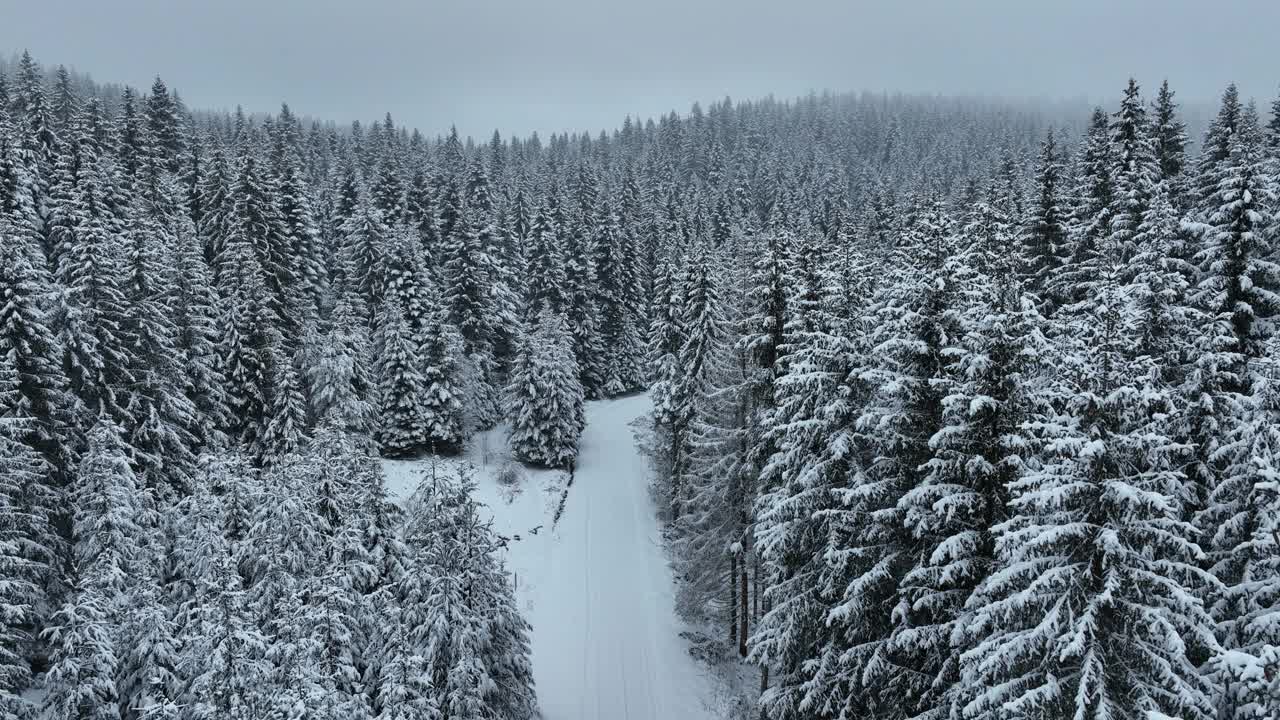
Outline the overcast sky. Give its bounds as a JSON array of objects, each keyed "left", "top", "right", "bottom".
[{"left": 1, "top": 0, "right": 1277, "bottom": 140}]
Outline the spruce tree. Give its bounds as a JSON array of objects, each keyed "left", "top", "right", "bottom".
[
  {"left": 0, "top": 362, "right": 46, "bottom": 706},
  {"left": 959, "top": 278, "right": 1218, "bottom": 720},
  {"left": 1153, "top": 79, "right": 1189, "bottom": 187},
  {"left": 1192, "top": 104, "right": 1279, "bottom": 394},
  {"left": 41, "top": 583, "right": 122, "bottom": 720},
  {"left": 60, "top": 148, "right": 137, "bottom": 427},
  {"left": 218, "top": 221, "right": 276, "bottom": 452},
  {"left": 1052, "top": 108, "right": 1113, "bottom": 305},
  {"left": 507, "top": 309, "right": 584, "bottom": 469},
  {"left": 374, "top": 298, "right": 429, "bottom": 458},
  {"left": 417, "top": 294, "right": 466, "bottom": 455},
  {"left": 523, "top": 201, "right": 567, "bottom": 316},
  {"left": 1021, "top": 130, "right": 1068, "bottom": 303}
]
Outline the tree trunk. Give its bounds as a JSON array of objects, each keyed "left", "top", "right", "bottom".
[
  {"left": 738, "top": 555, "right": 749, "bottom": 657},
  {"left": 729, "top": 552, "right": 739, "bottom": 648},
  {"left": 759, "top": 664, "right": 770, "bottom": 720},
  {"left": 669, "top": 424, "right": 682, "bottom": 519},
  {"left": 753, "top": 548, "right": 761, "bottom": 621}
]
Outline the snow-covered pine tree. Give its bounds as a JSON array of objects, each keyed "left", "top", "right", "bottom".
[
  {"left": 810, "top": 212, "right": 967, "bottom": 719},
  {"left": 273, "top": 132, "right": 325, "bottom": 327},
  {"left": 593, "top": 193, "right": 645, "bottom": 395},
  {"left": 1192, "top": 103, "right": 1279, "bottom": 394},
  {"left": 259, "top": 334, "right": 309, "bottom": 463},
  {"left": 1152, "top": 79, "right": 1190, "bottom": 191},
  {"left": 370, "top": 288, "right": 428, "bottom": 457},
  {"left": 73, "top": 416, "right": 147, "bottom": 602},
  {"left": 446, "top": 158, "right": 498, "bottom": 361},
  {"left": 170, "top": 208, "right": 231, "bottom": 447},
  {"left": 117, "top": 583, "right": 181, "bottom": 720},
  {"left": 0, "top": 361, "right": 47, "bottom": 708},
  {"left": 444, "top": 165, "right": 503, "bottom": 428},
  {"left": 42, "top": 418, "right": 144, "bottom": 720},
  {"left": 666, "top": 241, "right": 725, "bottom": 518},
  {"left": 401, "top": 467, "right": 536, "bottom": 720},
  {"left": 1207, "top": 372, "right": 1280, "bottom": 668},
  {"left": 181, "top": 532, "right": 270, "bottom": 719},
  {"left": 417, "top": 292, "right": 467, "bottom": 455},
  {"left": 229, "top": 151, "right": 293, "bottom": 332},
  {"left": 343, "top": 194, "right": 390, "bottom": 320},
  {"left": 894, "top": 283, "right": 1047, "bottom": 720},
  {"left": 561, "top": 181, "right": 607, "bottom": 400},
  {"left": 1127, "top": 181, "right": 1196, "bottom": 376},
  {"left": 218, "top": 214, "right": 276, "bottom": 453},
  {"left": 304, "top": 292, "right": 376, "bottom": 438},
  {"left": 0, "top": 217, "right": 71, "bottom": 608},
  {"left": 1107, "top": 78, "right": 1160, "bottom": 271},
  {"left": 1051, "top": 107, "right": 1113, "bottom": 305},
  {"left": 59, "top": 144, "right": 137, "bottom": 428},
  {"left": 1021, "top": 129, "right": 1068, "bottom": 305},
  {"left": 121, "top": 193, "right": 200, "bottom": 493},
  {"left": 377, "top": 605, "right": 441, "bottom": 720},
  {"left": 523, "top": 200, "right": 568, "bottom": 317},
  {"left": 669, "top": 232, "right": 755, "bottom": 649},
  {"left": 507, "top": 308, "right": 584, "bottom": 469},
  {"left": 196, "top": 145, "right": 235, "bottom": 272},
  {"left": 41, "top": 581, "right": 122, "bottom": 720},
  {"left": 1193, "top": 84, "right": 1244, "bottom": 221},
  {"left": 750, "top": 236, "right": 870, "bottom": 718},
  {"left": 959, "top": 276, "right": 1219, "bottom": 720}
]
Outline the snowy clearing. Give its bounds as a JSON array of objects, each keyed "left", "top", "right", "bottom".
[{"left": 384, "top": 394, "right": 720, "bottom": 720}]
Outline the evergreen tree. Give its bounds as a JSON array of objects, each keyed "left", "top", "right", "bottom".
[
  {"left": 145, "top": 76, "right": 183, "bottom": 173},
  {"left": 344, "top": 196, "right": 390, "bottom": 316},
  {"left": 374, "top": 298, "right": 429, "bottom": 458},
  {"left": 1192, "top": 104, "right": 1279, "bottom": 394},
  {"left": 259, "top": 336, "right": 309, "bottom": 463},
  {"left": 41, "top": 583, "right": 122, "bottom": 720},
  {"left": 73, "top": 416, "right": 146, "bottom": 601},
  {"left": 60, "top": 147, "right": 136, "bottom": 426},
  {"left": 959, "top": 279, "right": 1218, "bottom": 720},
  {"left": 1153, "top": 79, "right": 1189, "bottom": 186},
  {"left": 218, "top": 221, "right": 276, "bottom": 452},
  {"left": 1052, "top": 108, "right": 1113, "bottom": 305},
  {"left": 523, "top": 201, "right": 567, "bottom": 316},
  {"left": 1021, "top": 130, "right": 1068, "bottom": 303},
  {"left": 417, "top": 295, "right": 467, "bottom": 455},
  {"left": 1194, "top": 84, "right": 1244, "bottom": 219},
  {"left": 229, "top": 153, "right": 293, "bottom": 332},
  {"left": 117, "top": 584, "right": 181, "bottom": 720},
  {"left": 1107, "top": 78, "right": 1160, "bottom": 269},
  {"left": 0, "top": 362, "right": 47, "bottom": 707},
  {"left": 507, "top": 309, "right": 584, "bottom": 469},
  {"left": 304, "top": 294, "right": 376, "bottom": 438}
]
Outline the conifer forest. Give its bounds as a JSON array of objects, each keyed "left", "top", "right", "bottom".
[{"left": 3, "top": 22, "right": 1280, "bottom": 720}]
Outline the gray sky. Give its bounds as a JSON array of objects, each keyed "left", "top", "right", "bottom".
[{"left": 1, "top": 0, "right": 1277, "bottom": 141}]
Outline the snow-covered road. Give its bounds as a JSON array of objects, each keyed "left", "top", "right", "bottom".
[
  {"left": 530, "top": 394, "right": 715, "bottom": 720},
  {"left": 384, "top": 394, "right": 718, "bottom": 720}
]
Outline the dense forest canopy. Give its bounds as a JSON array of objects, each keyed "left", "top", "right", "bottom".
[{"left": 2, "top": 45, "right": 1280, "bottom": 720}]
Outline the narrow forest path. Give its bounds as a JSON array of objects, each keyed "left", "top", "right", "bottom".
[
  {"left": 383, "top": 394, "right": 719, "bottom": 719},
  {"left": 527, "top": 394, "right": 716, "bottom": 720}
]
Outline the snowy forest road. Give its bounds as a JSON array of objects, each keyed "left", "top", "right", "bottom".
[{"left": 529, "top": 394, "right": 716, "bottom": 720}]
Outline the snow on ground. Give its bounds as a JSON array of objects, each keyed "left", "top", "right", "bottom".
[{"left": 383, "top": 394, "right": 721, "bottom": 720}]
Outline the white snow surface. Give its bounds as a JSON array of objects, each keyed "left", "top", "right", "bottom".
[{"left": 384, "top": 394, "right": 719, "bottom": 720}]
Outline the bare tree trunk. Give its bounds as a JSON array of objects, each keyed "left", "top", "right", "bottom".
[
  {"left": 739, "top": 555, "right": 750, "bottom": 657},
  {"left": 669, "top": 424, "right": 682, "bottom": 519},
  {"left": 759, "top": 663, "right": 770, "bottom": 719},
  {"left": 753, "top": 548, "right": 761, "bottom": 621},
  {"left": 730, "top": 552, "right": 739, "bottom": 648}
]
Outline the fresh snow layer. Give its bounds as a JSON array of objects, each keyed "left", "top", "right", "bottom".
[{"left": 384, "top": 394, "right": 718, "bottom": 720}]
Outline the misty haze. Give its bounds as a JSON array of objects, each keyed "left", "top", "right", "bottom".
[{"left": 1, "top": 1, "right": 1279, "bottom": 719}]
